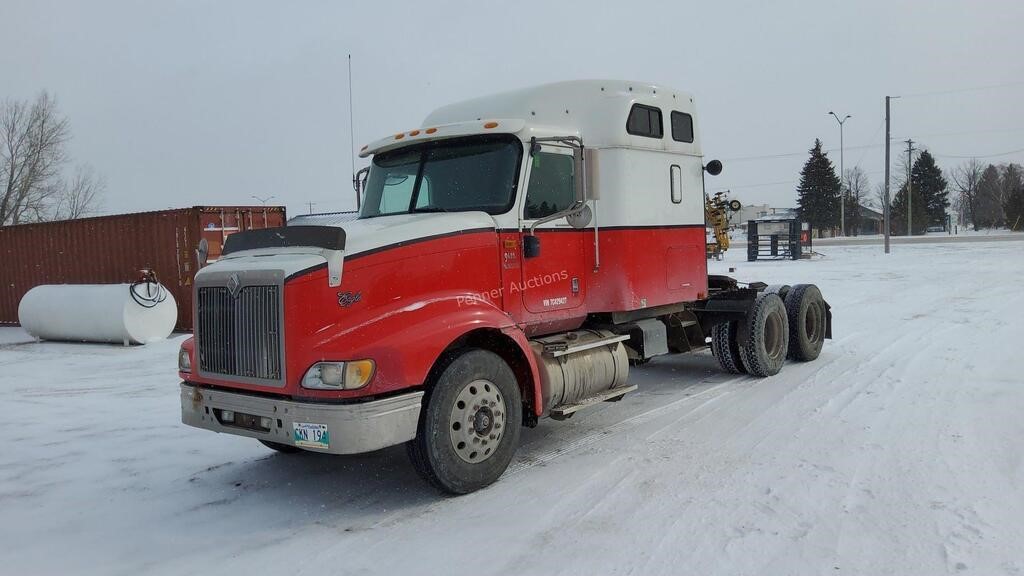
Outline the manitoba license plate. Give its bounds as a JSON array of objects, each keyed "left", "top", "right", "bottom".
[{"left": 293, "top": 422, "right": 330, "bottom": 449}]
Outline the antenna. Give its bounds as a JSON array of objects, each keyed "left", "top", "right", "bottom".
[{"left": 348, "top": 54, "right": 360, "bottom": 210}]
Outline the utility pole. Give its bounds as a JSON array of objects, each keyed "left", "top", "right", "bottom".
[
  {"left": 307, "top": 202, "right": 316, "bottom": 214},
  {"left": 829, "top": 112, "right": 851, "bottom": 236},
  {"left": 905, "top": 139, "right": 916, "bottom": 236}
]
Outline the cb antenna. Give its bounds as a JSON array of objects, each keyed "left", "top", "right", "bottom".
[{"left": 348, "top": 54, "right": 360, "bottom": 210}]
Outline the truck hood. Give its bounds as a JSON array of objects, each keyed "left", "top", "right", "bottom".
[
  {"left": 196, "top": 211, "right": 498, "bottom": 282},
  {"left": 342, "top": 211, "right": 498, "bottom": 259}
]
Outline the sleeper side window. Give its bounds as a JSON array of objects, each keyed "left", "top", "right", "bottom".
[
  {"left": 524, "top": 151, "right": 575, "bottom": 219},
  {"left": 671, "top": 111, "right": 694, "bottom": 143},
  {"left": 626, "top": 104, "right": 663, "bottom": 139}
]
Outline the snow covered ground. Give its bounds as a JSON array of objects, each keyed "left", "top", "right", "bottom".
[{"left": 1, "top": 238, "right": 1022, "bottom": 575}]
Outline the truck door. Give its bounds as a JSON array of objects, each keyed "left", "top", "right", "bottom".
[{"left": 518, "top": 144, "right": 587, "bottom": 315}]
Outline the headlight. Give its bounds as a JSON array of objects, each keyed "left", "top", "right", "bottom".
[
  {"left": 178, "top": 347, "right": 192, "bottom": 373},
  {"left": 301, "top": 360, "right": 375, "bottom": 390}
]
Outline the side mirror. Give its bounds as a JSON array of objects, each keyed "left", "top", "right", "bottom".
[
  {"left": 524, "top": 235, "right": 541, "bottom": 259},
  {"left": 704, "top": 159, "right": 723, "bottom": 176},
  {"left": 196, "top": 238, "right": 209, "bottom": 268}
]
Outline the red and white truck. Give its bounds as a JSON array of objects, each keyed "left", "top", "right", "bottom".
[{"left": 179, "top": 80, "right": 831, "bottom": 494}]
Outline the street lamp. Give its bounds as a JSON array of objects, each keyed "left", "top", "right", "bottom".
[
  {"left": 251, "top": 195, "right": 275, "bottom": 206},
  {"left": 828, "top": 111, "right": 851, "bottom": 236}
]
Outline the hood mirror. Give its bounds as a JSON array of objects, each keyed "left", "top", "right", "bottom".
[
  {"left": 566, "top": 204, "right": 592, "bottom": 229},
  {"left": 196, "top": 238, "right": 209, "bottom": 269}
]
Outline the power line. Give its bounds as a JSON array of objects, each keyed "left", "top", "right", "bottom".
[
  {"left": 714, "top": 168, "right": 886, "bottom": 192},
  {"left": 852, "top": 116, "right": 886, "bottom": 170},
  {"left": 895, "top": 126, "right": 1024, "bottom": 140},
  {"left": 722, "top": 143, "right": 882, "bottom": 163},
  {"left": 931, "top": 147, "right": 1024, "bottom": 160},
  {"left": 899, "top": 80, "right": 1024, "bottom": 99}
]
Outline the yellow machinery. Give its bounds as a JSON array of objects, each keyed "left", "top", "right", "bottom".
[{"left": 706, "top": 191, "right": 742, "bottom": 259}]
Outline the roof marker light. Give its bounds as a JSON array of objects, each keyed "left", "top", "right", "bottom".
[
  {"left": 394, "top": 133, "right": 405, "bottom": 140},
  {"left": 484, "top": 121, "right": 499, "bottom": 129},
  {"left": 409, "top": 129, "right": 421, "bottom": 136},
  {"left": 425, "top": 127, "right": 438, "bottom": 134}
]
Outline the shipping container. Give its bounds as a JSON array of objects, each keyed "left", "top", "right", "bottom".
[{"left": 0, "top": 206, "right": 286, "bottom": 331}]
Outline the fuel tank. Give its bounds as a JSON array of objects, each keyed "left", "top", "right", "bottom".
[{"left": 529, "top": 329, "right": 629, "bottom": 415}]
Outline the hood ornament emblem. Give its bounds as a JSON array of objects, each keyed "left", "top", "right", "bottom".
[{"left": 226, "top": 273, "right": 242, "bottom": 298}]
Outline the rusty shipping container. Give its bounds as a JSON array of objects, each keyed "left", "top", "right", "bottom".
[{"left": 0, "top": 206, "right": 286, "bottom": 331}]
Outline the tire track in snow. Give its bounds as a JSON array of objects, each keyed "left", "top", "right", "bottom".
[{"left": 505, "top": 376, "right": 745, "bottom": 477}]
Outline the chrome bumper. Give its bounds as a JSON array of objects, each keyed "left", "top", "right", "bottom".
[{"left": 180, "top": 383, "right": 424, "bottom": 455}]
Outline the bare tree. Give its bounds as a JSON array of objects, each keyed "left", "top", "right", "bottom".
[
  {"left": 53, "top": 164, "right": 105, "bottom": 220},
  {"left": 841, "top": 167, "right": 870, "bottom": 235},
  {"left": 872, "top": 181, "right": 889, "bottom": 211},
  {"left": 844, "top": 167, "right": 870, "bottom": 207},
  {"left": 951, "top": 159, "right": 983, "bottom": 230},
  {"left": 1, "top": 92, "right": 70, "bottom": 225}
]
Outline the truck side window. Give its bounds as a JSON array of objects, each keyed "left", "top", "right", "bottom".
[
  {"left": 671, "top": 111, "right": 694, "bottom": 143},
  {"left": 626, "top": 104, "right": 663, "bottom": 138},
  {"left": 525, "top": 152, "right": 574, "bottom": 219}
]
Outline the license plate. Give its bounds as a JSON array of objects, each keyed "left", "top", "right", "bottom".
[{"left": 293, "top": 422, "right": 330, "bottom": 449}]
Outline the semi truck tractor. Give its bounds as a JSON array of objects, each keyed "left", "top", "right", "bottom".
[{"left": 178, "top": 80, "right": 831, "bottom": 494}]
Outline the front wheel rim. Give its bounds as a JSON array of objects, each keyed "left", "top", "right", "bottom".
[{"left": 449, "top": 379, "right": 506, "bottom": 464}]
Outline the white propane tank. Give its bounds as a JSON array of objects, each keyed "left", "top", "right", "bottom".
[{"left": 18, "top": 283, "right": 177, "bottom": 345}]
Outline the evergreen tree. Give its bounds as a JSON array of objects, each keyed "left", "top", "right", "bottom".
[
  {"left": 975, "top": 164, "right": 1004, "bottom": 228},
  {"left": 796, "top": 139, "right": 841, "bottom": 231},
  {"left": 1000, "top": 164, "right": 1023, "bottom": 207},
  {"left": 1003, "top": 184, "right": 1024, "bottom": 231},
  {"left": 890, "top": 183, "right": 928, "bottom": 235},
  {"left": 909, "top": 150, "right": 949, "bottom": 228}
]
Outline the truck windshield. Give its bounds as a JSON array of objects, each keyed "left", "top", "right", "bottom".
[{"left": 360, "top": 135, "right": 522, "bottom": 218}]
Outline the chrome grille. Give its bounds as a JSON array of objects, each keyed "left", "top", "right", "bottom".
[{"left": 197, "top": 285, "right": 282, "bottom": 381}]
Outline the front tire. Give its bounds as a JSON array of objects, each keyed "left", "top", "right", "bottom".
[
  {"left": 407, "top": 349, "right": 522, "bottom": 494},
  {"left": 259, "top": 440, "right": 302, "bottom": 454}
]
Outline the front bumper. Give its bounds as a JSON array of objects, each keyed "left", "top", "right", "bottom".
[{"left": 180, "top": 383, "right": 424, "bottom": 455}]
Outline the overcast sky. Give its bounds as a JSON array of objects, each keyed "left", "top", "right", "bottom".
[{"left": 3, "top": 0, "right": 1022, "bottom": 218}]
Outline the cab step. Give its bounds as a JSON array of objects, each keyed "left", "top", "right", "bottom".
[{"left": 549, "top": 385, "right": 638, "bottom": 420}]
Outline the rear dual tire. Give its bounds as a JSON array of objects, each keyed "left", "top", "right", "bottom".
[
  {"left": 784, "top": 284, "right": 826, "bottom": 361},
  {"left": 740, "top": 293, "right": 790, "bottom": 377},
  {"left": 711, "top": 321, "right": 747, "bottom": 374}
]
